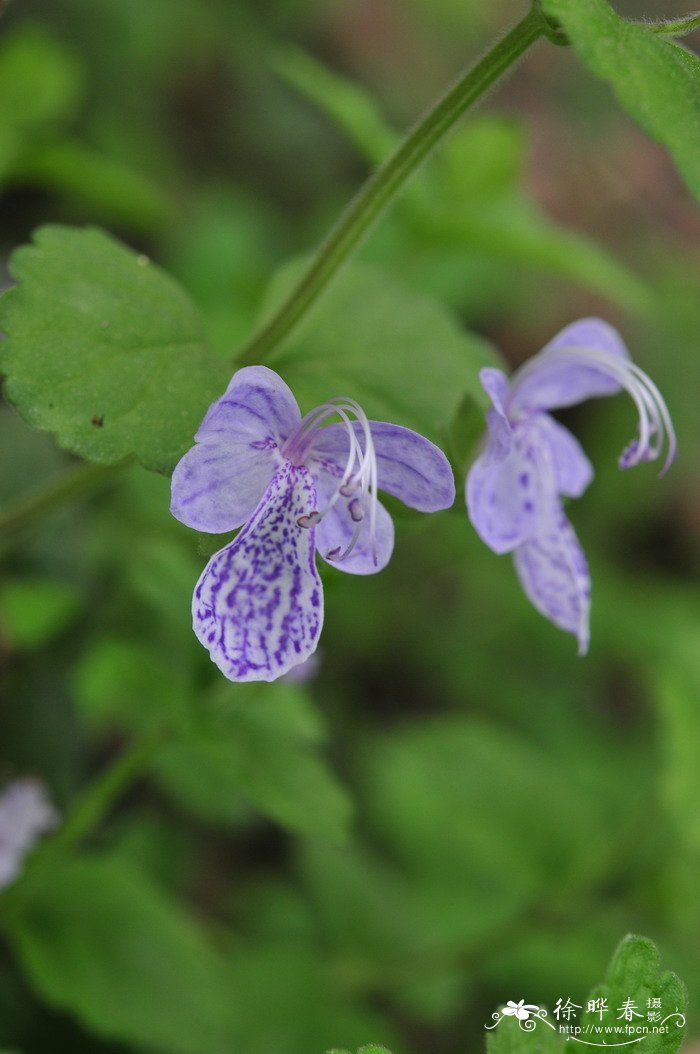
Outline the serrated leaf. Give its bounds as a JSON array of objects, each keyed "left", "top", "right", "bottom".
[
  {"left": 260, "top": 261, "right": 500, "bottom": 442},
  {"left": 0, "top": 225, "right": 229, "bottom": 474},
  {"left": 4, "top": 854, "right": 232, "bottom": 1053},
  {"left": 575, "top": 935, "right": 687, "bottom": 1054},
  {"left": 541, "top": 0, "right": 700, "bottom": 202}
]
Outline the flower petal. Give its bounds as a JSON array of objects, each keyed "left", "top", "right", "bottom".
[
  {"left": 513, "top": 506, "right": 591, "bottom": 655},
  {"left": 309, "top": 421, "right": 455, "bottom": 512},
  {"left": 171, "top": 366, "right": 300, "bottom": 533},
  {"left": 314, "top": 478, "right": 395, "bottom": 576},
  {"left": 192, "top": 464, "right": 323, "bottom": 682},
  {"left": 196, "top": 365, "right": 301, "bottom": 443},
  {"left": 536, "top": 414, "right": 593, "bottom": 498},
  {"left": 510, "top": 318, "right": 630, "bottom": 414},
  {"left": 466, "top": 426, "right": 550, "bottom": 555}
]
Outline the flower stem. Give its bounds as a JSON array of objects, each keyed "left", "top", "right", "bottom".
[
  {"left": 0, "top": 461, "right": 122, "bottom": 550},
  {"left": 236, "top": 5, "right": 546, "bottom": 365}
]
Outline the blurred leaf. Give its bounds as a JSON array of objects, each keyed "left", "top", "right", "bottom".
[
  {"left": 542, "top": 0, "right": 700, "bottom": 202},
  {"left": 362, "top": 717, "right": 612, "bottom": 907},
  {"left": 222, "top": 938, "right": 393, "bottom": 1054},
  {"left": 276, "top": 51, "right": 646, "bottom": 310},
  {"left": 0, "top": 225, "right": 229, "bottom": 474},
  {"left": 273, "top": 46, "right": 396, "bottom": 163},
  {"left": 261, "top": 261, "right": 500, "bottom": 441},
  {"left": 158, "top": 681, "right": 353, "bottom": 840},
  {"left": 488, "top": 1015, "right": 564, "bottom": 1054},
  {"left": 0, "top": 25, "right": 82, "bottom": 182},
  {"left": 72, "top": 637, "right": 189, "bottom": 730},
  {"left": 0, "top": 578, "right": 81, "bottom": 650},
  {"left": 17, "top": 141, "right": 170, "bottom": 234},
  {"left": 656, "top": 633, "right": 700, "bottom": 856},
  {"left": 4, "top": 854, "right": 232, "bottom": 1053},
  {"left": 575, "top": 935, "right": 687, "bottom": 1054}
]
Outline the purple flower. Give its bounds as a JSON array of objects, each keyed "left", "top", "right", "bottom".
[
  {"left": 171, "top": 366, "right": 455, "bottom": 682},
  {"left": 467, "top": 318, "right": 676, "bottom": 654},
  {"left": 0, "top": 779, "right": 59, "bottom": 891}
]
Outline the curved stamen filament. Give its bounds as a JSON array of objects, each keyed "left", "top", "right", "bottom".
[
  {"left": 283, "top": 397, "right": 379, "bottom": 564},
  {"left": 513, "top": 346, "right": 676, "bottom": 476}
]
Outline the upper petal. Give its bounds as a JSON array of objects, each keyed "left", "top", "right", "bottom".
[
  {"left": 510, "top": 318, "right": 630, "bottom": 414},
  {"left": 192, "top": 464, "right": 323, "bottom": 682},
  {"left": 196, "top": 365, "right": 302, "bottom": 444},
  {"left": 309, "top": 420, "right": 455, "bottom": 512},
  {"left": 535, "top": 414, "right": 593, "bottom": 498},
  {"left": 513, "top": 504, "right": 591, "bottom": 655},
  {"left": 466, "top": 424, "right": 551, "bottom": 555},
  {"left": 171, "top": 366, "right": 301, "bottom": 533}
]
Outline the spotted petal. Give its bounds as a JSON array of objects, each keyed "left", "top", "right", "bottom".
[
  {"left": 466, "top": 424, "right": 551, "bottom": 555},
  {"left": 514, "top": 505, "right": 591, "bottom": 655},
  {"left": 309, "top": 421, "right": 455, "bottom": 512},
  {"left": 192, "top": 464, "right": 323, "bottom": 682},
  {"left": 170, "top": 366, "right": 300, "bottom": 533},
  {"left": 510, "top": 318, "right": 630, "bottom": 415}
]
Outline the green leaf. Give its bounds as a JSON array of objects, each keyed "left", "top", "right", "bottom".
[
  {"left": 575, "top": 935, "right": 687, "bottom": 1054},
  {"left": 0, "top": 25, "right": 82, "bottom": 182},
  {"left": 541, "top": 0, "right": 700, "bottom": 202},
  {"left": 157, "top": 681, "right": 353, "bottom": 840},
  {"left": 0, "top": 225, "right": 229, "bottom": 474},
  {"left": 4, "top": 854, "right": 232, "bottom": 1053},
  {"left": 261, "top": 261, "right": 500, "bottom": 441},
  {"left": 17, "top": 141, "right": 170, "bottom": 234},
  {"left": 72, "top": 637, "right": 189, "bottom": 730},
  {"left": 0, "top": 577, "right": 81, "bottom": 650}
]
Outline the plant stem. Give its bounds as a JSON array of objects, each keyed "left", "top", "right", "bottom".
[
  {"left": 48, "top": 730, "right": 165, "bottom": 857},
  {"left": 0, "top": 461, "right": 122, "bottom": 549},
  {"left": 644, "top": 11, "right": 700, "bottom": 36},
  {"left": 236, "top": 5, "right": 545, "bottom": 365}
]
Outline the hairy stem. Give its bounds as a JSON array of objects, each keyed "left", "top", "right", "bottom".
[
  {"left": 644, "top": 11, "right": 700, "bottom": 36},
  {"left": 236, "top": 5, "right": 546, "bottom": 365}
]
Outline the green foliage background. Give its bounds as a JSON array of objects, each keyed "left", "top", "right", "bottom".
[{"left": 0, "top": 0, "right": 699, "bottom": 1052}]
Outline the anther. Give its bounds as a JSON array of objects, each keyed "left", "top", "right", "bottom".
[
  {"left": 325, "top": 546, "right": 342, "bottom": 560},
  {"left": 348, "top": 498, "right": 364, "bottom": 523},
  {"left": 297, "top": 512, "right": 320, "bottom": 529}
]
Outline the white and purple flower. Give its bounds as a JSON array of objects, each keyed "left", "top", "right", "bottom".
[
  {"left": 171, "top": 366, "right": 455, "bottom": 682},
  {"left": 467, "top": 318, "right": 676, "bottom": 654}
]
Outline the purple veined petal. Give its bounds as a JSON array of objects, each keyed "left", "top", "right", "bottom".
[
  {"left": 171, "top": 440, "right": 281, "bottom": 533},
  {"left": 192, "top": 464, "right": 323, "bottom": 682},
  {"left": 308, "top": 420, "right": 455, "bottom": 512},
  {"left": 534, "top": 414, "right": 594, "bottom": 498},
  {"left": 466, "top": 423, "right": 552, "bottom": 555},
  {"left": 196, "top": 365, "right": 302, "bottom": 443},
  {"left": 171, "top": 366, "right": 301, "bottom": 533},
  {"left": 509, "top": 318, "right": 630, "bottom": 415},
  {"left": 513, "top": 504, "right": 591, "bottom": 655},
  {"left": 311, "top": 461, "right": 395, "bottom": 574}
]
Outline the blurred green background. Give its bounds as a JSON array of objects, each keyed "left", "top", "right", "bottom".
[{"left": 0, "top": 0, "right": 699, "bottom": 1051}]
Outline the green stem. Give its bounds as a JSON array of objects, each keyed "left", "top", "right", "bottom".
[
  {"left": 49, "top": 730, "right": 165, "bottom": 856},
  {"left": 236, "top": 5, "right": 545, "bottom": 365},
  {"left": 0, "top": 461, "right": 122, "bottom": 549},
  {"left": 644, "top": 11, "right": 700, "bottom": 36}
]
